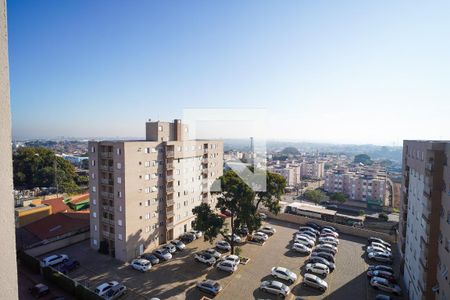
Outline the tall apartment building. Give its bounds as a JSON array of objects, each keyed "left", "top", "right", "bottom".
[
  {"left": 89, "top": 120, "right": 223, "bottom": 261},
  {"left": 324, "top": 168, "right": 387, "bottom": 203},
  {"left": 268, "top": 163, "right": 301, "bottom": 187},
  {"left": 399, "top": 141, "right": 450, "bottom": 300},
  {"left": 300, "top": 161, "right": 325, "bottom": 179}
]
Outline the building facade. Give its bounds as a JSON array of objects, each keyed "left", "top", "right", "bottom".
[
  {"left": 399, "top": 141, "right": 450, "bottom": 300},
  {"left": 89, "top": 120, "right": 223, "bottom": 261},
  {"left": 300, "top": 161, "right": 325, "bottom": 179}
]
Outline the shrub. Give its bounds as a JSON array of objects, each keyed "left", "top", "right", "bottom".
[{"left": 378, "top": 212, "right": 389, "bottom": 221}]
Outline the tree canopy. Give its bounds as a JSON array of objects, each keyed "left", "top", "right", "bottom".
[
  {"left": 192, "top": 169, "right": 286, "bottom": 254},
  {"left": 354, "top": 154, "right": 373, "bottom": 165},
  {"left": 303, "top": 189, "right": 327, "bottom": 204},
  {"left": 280, "top": 146, "right": 300, "bottom": 155},
  {"left": 330, "top": 192, "right": 347, "bottom": 203},
  {"left": 13, "top": 147, "right": 83, "bottom": 194}
]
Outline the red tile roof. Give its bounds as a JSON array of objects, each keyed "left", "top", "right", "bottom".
[
  {"left": 69, "top": 193, "right": 89, "bottom": 204},
  {"left": 42, "top": 197, "right": 69, "bottom": 214},
  {"left": 23, "top": 212, "right": 89, "bottom": 241}
]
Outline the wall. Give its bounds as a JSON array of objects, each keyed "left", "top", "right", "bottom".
[
  {"left": 25, "top": 232, "right": 90, "bottom": 257},
  {"left": 261, "top": 209, "right": 396, "bottom": 244},
  {"left": 0, "top": 1, "right": 19, "bottom": 298}
]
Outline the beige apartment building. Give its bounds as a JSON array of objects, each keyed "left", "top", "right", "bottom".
[
  {"left": 300, "top": 161, "right": 325, "bottom": 179},
  {"left": 89, "top": 120, "right": 223, "bottom": 261},
  {"left": 324, "top": 168, "right": 387, "bottom": 203},
  {"left": 399, "top": 141, "right": 450, "bottom": 300},
  {"left": 268, "top": 163, "right": 301, "bottom": 187}
]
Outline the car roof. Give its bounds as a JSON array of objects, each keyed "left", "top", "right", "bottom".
[
  {"left": 270, "top": 281, "right": 283, "bottom": 288},
  {"left": 313, "top": 263, "right": 327, "bottom": 268},
  {"left": 304, "top": 273, "right": 319, "bottom": 280},
  {"left": 202, "top": 279, "right": 216, "bottom": 285},
  {"left": 275, "top": 266, "right": 288, "bottom": 272},
  {"left": 372, "top": 276, "right": 389, "bottom": 283}
]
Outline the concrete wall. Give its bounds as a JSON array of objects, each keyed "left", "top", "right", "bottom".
[
  {"left": 0, "top": 1, "right": 18, "bottom": 298},
  {"left": 261, "top": 209, "right": 396, "bottom": 244},
  {"left": 25, "top": 232, "right": 90, "bottom": 257}
]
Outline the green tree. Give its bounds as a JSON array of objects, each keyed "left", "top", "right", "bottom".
[
  {"left": 354, "top": 154, "right": 373, "bottom": 165},
  {"left": 13, "top": 147, "right": 82, "bottom": 194},
  {"left": 330, "top": 192, "right": 347, "bottom": 204},
  {"left": 192, "top": 169, "right": 286, "bottom": 254},
  {"left": 303, "top": 189, "right": 327, "bottom": 204},
  {"left": 280, "top": 147, "right": 300, "bottom": 155}
]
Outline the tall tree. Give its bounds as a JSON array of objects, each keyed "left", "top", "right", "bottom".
[{"left": 192, "top": 169, "right": 286, "bottom": 254}]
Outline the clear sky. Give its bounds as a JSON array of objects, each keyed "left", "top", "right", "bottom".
[{"left": 7, "top": 0, "right": 450, "bottom": 145}]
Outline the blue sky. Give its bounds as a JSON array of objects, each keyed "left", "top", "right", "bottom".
[{"left": 7, "top": 0, "right": 450, "bottom": 145}]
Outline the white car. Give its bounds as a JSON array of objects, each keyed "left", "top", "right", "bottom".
[
  {"left": 170, "top": 240, "right": 186, "bottom": 251},
  {"left": 321, "top": 228, "right": 339, "bottom": 238},
  {"left": 370, "top": 277, "right": 402, "bottom": 295},
  {"left": 367, "top": 245, "right": 391, "bottom": 255},
  {"left": 190, "top": 230, "right": 203, "bottom": 238},
  {"left": 299, "top": 226, "right": 320, "bottom": 235},
  {"left": 371, "top": 242, "right": 391, "bottom": 252},
  {"left": 294, "top": 236, "right": 315, "bottom": 248},
  {"left": 205, "top": 248, "right": 221, "bottom": 259},
  {"left": 292, "top": 243, "right": 312, "bottom": 254},
  {"left": 305, "top": 262, "right": 330, "bottom": 276},
  {"left": 271, "top": 267, "right": 297, "bottom": 284},
  {"left": 95, "top": 281, "right": 119, "bottom": 296},
  {"left": 131, "top": 259, "right": 151, "bottom": 272},
  {"left": 162, "top": 243, "right": 177, "bottom": 254},
  {"left": 260, "top": 226, "right": 276, "bottom": 235},
  {"left": 223, "top": 254, "right": 240, "bottom": 265},
  {"left": 318, "top": 237, "right": 339, "bottom": 246},
  {"left": 40, "top": 254, "right": 69, "bottom": 267},
  {"left": 302, "top": 273, "right": 328, "bottom": 292},
  {"left": 259, "top": 212, "right": 267, "bottom": 220},
  {"left": 253, "top": 232, "right": 269, "bottom": 241},
  {"left": 314, "top": 243, "right": 338, "bottom": 254},
  {"left": 216, "top": 240, "right": 231, "bottom": 251},
  {"left": 259, "top": 280, "right": 290, "bottom": 297},
  {"left": 194, "top": 252, "right": 216, "bottom": 266},
  {"left": 294, "top": 233, "right": 316, "bottom": 243},
  {"left": 226, "top": 233, "right": 242, "bottom": 243},
  {"left": 153, "top": 248, "right": 172, "bottom": 261},
  {"left": 216, "top": 260, "right": 238, "bottom": 273}
]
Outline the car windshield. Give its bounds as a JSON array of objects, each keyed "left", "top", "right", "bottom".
[{"left": 161, "top": 249, "right": 169, "bottom": 254}]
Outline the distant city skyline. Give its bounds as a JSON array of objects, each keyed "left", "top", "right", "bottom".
[{"left": 8, "top": 1, "right": 450, "bottom": 145}]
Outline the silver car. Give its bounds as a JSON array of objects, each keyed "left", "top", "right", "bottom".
[
  {"left": 216, "top": 260, "right": 237, "bottom": 273},
  {"left": 259, "top": 280, "right": 290, "bottom": 297},
  {"left": 302, "top": 273, "right": 328, "bottom": 292},
  {"left": 370, "top": 277, "right": 402, "bottom": 295}
]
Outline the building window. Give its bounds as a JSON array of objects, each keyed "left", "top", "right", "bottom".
[
  {"left": 117, "top": 191, "right": 122, "bottom": 198},
  {"left": 92, "top": 212, "right": 97, "bottom": 218},
  {"left": 118, "top": 219, "right": 123, "bottom": 226},
  {"left": 92, "top": 186, "right": 96, "bottom": 192},
  {"left": 117, "top": 177, "right": 122, "bottom": 184},
  {"left": 94, "top": 225, "right": 97, "bottom": 231},
  {"left": 117, "top": 163, "right": 121, "bottom": 169},
  {"left": 92, "top": 198, "right": 96, "bottom": 205},
  {"left": 144, "top": 174, "right": 150, "bottom": 180},
  {"left": 91, "top": 173, "right": 95, "bottom": 179},
  {"left": 116, "top": 148, "right": 121, "bottom": 155},
  {"left": 91, "top": 146, "right": 96, "bottom": 153},
  {"left": 92, "top": 239, "right": 97, "bottom": 246},
  {"left": 91, "top": 160, "right": 95, "bottom": 166},
  {"left": 118, "top": 234, "right": 123, "bottom": 240},
  {"left": 158, "top": 126, "right": 163, "bottom": 131}
]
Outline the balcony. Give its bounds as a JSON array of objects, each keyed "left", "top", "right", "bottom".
[
  {"left": 166, "top": 151, "right": 174, "bottom": 157},
  {"left": 101, "top": 192, "right": 114, "bottom": 199},
  {"left": 100, "top": 178, "right": 114, "bottom": 185},
  {"left": 166, "top": 199, "right": 174, "bottom": 207},
  {"left": 423, "top": 186, "right": 431, "bottom": 199},
  {"left": 166, "top": 186, "right": 174, "bottom": 193},
  {"left": 102, "top": 231, "right": 113, "bottom": 239},
  {"left": 102, "top": 217, "right": 114, "bottom": 225},
  {"left": 166, "top": 163, "right": 173, "bottom": 170},
  {"left": 203, "top": 148, "right": 208, "bottom": 154},
  {"left": 102, "top": 205, "right": 114, "bottom": 212},
  {"left": 202, "top": 158, "right": 208, "bottom": 164},
  {"left": 166, "top": 210, "right": 175, "bottom": 218},
  {"left": 166, "top": 222, "right": 174, "bottom": 229},
  {"left": 166, "top": 175, "right": 173, "bottom": 182},
  {"left": 202, "top": 168, "right": 208, "bottom": 175},
  {"left": 426, "top": 162, "right": 434, "bottom": 172},
  {"left": 100, "top": 165, "right": 114, "bottom": 172},
  {"left": 100, "top": 152, "right": 113, "bottom": 159}
]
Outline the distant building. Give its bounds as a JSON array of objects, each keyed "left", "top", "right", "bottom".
[
  {"left": 15, "top": 204, "right": 52, "bottom": 228},
  {"left": 300, "top": 161, "right": 325, "bottom": 179},
  {"left": 89, "top": 119, "right": 223, "bottom": 261},
  {"left": 399, "top": 141, "right": 450, "bottom": 300}
]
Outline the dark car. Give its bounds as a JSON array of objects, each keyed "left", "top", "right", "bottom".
[
  {"left": 368, "top": 265, "right": 394, "bottom": 273},
  {"left": 196, "top": 279, "right": 222, "bottom": 295},
  {"left": 236, "top": 226, "right": 249, "bottom": 236},
  {"left": 375, "top": 295, "right": 392, "bottom": 300},
  {"left": 326, "top": 205, "right": 338, "bottom": 210},
  {"left": 307, "top": 256, "right": 335, "bottom": 271},
  {"left": 56, "top": 259, "right": 80, "bottom": 274},
  {"left": 29, "top": 283, "right": 50, "bottom": 298},
  {"left": 141, "top": 253, "right": 160, "bottom": 265},
  {"left": 311, "top": 251, "right": 335, "bottom": 263},
  {"left": 180, "top": 232, "right": 196, "bottom": 243},
  {"left": 306, "top": 222, "right": 321, "bottom": 231},
  {"left": 367, "top": 270, "right": 396, "bottom": 283},
  {"left": 322, "top": 225, "right": 337, "bottom": 232}
]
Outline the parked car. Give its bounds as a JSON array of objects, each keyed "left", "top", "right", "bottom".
[
  {"left": 298, "top": 226, "right": 320, "bottom": 235},
  {"left": 260, "top": 226, "right": 276, "bottom": 235},
  {"left": 259, "top": 280, "right": 290, "bottom": 297},
  {"left": 190, "top": 230, "right": 203, "bottom": 238},
  {"left": 259, "top": 212, "right": 268, "bottom": 220},
  {"left": 55, "top": 259, "right": 80, "bottom": 274},
  {"left": 320, "top": 232, "right": 339, "bottom": 239},
  {"left": 205, "top": 248, "right": 221, "bottom": 259},
  {"left": 271, "top": 267, "right": 297, "bottom": 284},
  {"left": 302, "top": 273, "right": 328, "bottom": 292},
  {"left": 195, "top": 252, "right": 216, "bottom": 266},
  {"left": 292, "top": 242, "right": 312, "bottom": 254},
  {"left": 311, "top": 251, "right": 335, "bottom": 263},
  {"left": 368, "top": 237, "right": 391, "bottom": 248},
  {"left": 326, "top": 204, "right": 338, "bottom": 210},
  {"left": 306, "top": 222, "right": 321, "bottom": 231},
  {"left": 251, "top": 232, "right": 269, "bottom": 242},
  {"left": 370, "top": 277, "right": 402, "bottom": 295},
  {"left": 368, "top": 265, "right": 394, "bottom": 273},
  {"left": 216, "top": 240, "right": 231, "bottom": 251},
  {"left": 313, "top": 246, "right": 336, "bottom": 256},
  {"left": 236, "top": 226, "right": 249, "bottom": 236},
  {"left": 295, "top": 233, "right": 316, "bottom": 243},
  {"left": 321, "top": 228, "right": 339, "bottom": 238},
  {"left": 40, "top": 254, "right": 69, "bottom": 267},
  {"left": 375, "top": 294, "right": 392, "bottom": 300},
  {"left": 95, "top": 281, "right": 119, "bottom": 297},
  {"left": 367, "top": 246, "right": 391, "bottom": 255},
  {"left": 162, "top": 243, "right": 177, "bottom": 254},
  {"left": 367, "top": 270, "right": 396, "bottom": 283},
  {"left": 223, "top": 254, "right": 240, "bottom": 265},
  {"left": 368, "top": 252, "right": 393, "bottom": 264},
  {"left": 180, "top": 232, "right": 196, "bottom": 243},
  {"left": 314, "top": 243, "right": 338, "bottom": 254},
  {"left": 103, "top": 284, "right": 127, "bottom": 300},
  {"left": 216, "top": 260, "right": 238, "bottom": 273},
  {"left": 131, "top": 258, "right": 151, "bottom": 272},
  {"left": 29, "top": 283, "right": 49, "bottom": 298},
  {"left": 170, "top": 239, "right": 186, "bottom": 251},
  {"left": 305, "top": 262, "right": 330, "bottom": 276},
  {"left": 141, "top": 253, "right": 160, "bottom": 265},
  {"left": 196, "top": 280, "right": 222, "bottom": 295},
  {"left": 322, "top": 225, "right": 337, "bottom": 232},
  {"left": 318, "top": 237, "right": 339, "bottom": 246},
  {"left": 294, "top": 236, "right": 315, "bottom": 248},
  {"left": 226, "top": 233, "right": 242, "bottom": 243},
  {"left": 371, "top": 242, "right": 392, "bottom": 252},
  {"left": 153, "top": 248, "right": 172, "bottom": 261},
  {"left": 307, "top": 257, "right": 336, "bottom": 271},
  {"left": 298, "top": 230, "right": 317, "bottom": 239}
]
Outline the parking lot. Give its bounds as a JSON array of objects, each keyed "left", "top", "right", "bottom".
[{"left": 39, "top": 218, "right": 405, "bottom": 299}]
